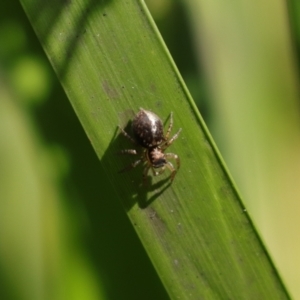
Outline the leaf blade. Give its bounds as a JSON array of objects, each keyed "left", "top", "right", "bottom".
[{"left": 20, "top": 0, "right": 290, "bottom": 298}]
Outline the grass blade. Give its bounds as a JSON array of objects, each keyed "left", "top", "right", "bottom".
[{"left": 19, "top": 0, "right": 290, "bottom": 298}]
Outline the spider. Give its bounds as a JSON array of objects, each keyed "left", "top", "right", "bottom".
[{"left": 118, "top": 108, "right": 182, "bottom": 184}]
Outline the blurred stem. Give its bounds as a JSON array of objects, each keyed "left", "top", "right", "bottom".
[{"left": 185, "top": 0, "right": 300, "bottom": 298}]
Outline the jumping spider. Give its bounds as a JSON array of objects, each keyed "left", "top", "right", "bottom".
[{"left": 118, "top": 108, "right": 182, "bottom": 184}]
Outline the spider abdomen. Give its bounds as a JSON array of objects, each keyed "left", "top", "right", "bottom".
[{"left": 132, "top": 108, "right": 164, "bottom": 148}]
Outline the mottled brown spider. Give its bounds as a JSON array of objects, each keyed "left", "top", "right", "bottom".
[{"left": 118, "top": 108, "right": 182, "bottom": 184}]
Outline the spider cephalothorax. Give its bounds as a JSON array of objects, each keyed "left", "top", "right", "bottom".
[{"left": 118, "top": 108, "right": 182, "bottom": 184}]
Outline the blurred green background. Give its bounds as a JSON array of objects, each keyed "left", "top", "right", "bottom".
[{"left": 1, "top": 0, "right": 300, "bottom": 299}]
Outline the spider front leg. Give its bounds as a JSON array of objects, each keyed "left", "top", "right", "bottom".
[
  {"left": 143, "top": 164, "right": 168, "bottom": 185},
  {"left": 151, "top": 165, "right": 166, "bottom": 177},
  {"left": 165, "top": 153, "right": 180, "bottom": 170},
  {"left": 152, "top": 161, "right": 177, "bottom": 182},
  {"left": 166, "top": 162, "right": 177, "bottom": 181}
]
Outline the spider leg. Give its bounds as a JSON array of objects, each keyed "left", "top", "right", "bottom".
[
  {"left": 118, "top": 126, "right": 137, "bottom": 145},
  {"left": 151, "top": 160, "right": 177, "bottom": 182},
  {"left": 165, "top": 112, "right": 173, "bottom": 140},
  {"left": 164, "top": 128, "right": 182, "bottom": 150},
  {"left": 164, "top": 153, "right": 180, "bottom": 170},
  {"left": 152, "top": 166, "right": 166, "bottom": 176},
  {"left": 119, "top": 159, "right": 142, "bottom": 173},
  {"left": 118, "top": 149, "right": 137, "bottom": 155},
  {"left": 165, "top": 161, "right": 177, "bottom": 181},
  {"left": 151, "top": 162, "right": 177, "bottom": 181}
]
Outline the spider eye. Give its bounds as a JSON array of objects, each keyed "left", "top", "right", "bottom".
[{"left": 153, "top": 158, "right": 166, "bottom": 168}]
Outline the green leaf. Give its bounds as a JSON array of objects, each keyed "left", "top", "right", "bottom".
[{"left": 20, "top": 0, "right": 290, "bottom": 298}]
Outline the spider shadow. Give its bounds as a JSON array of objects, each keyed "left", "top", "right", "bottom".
[
  {"left": 136, "top": 177, "right": 172, "bottom": 209},
  {"left": 109, "top": 121, "right": 173, "bottom": 211}
]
